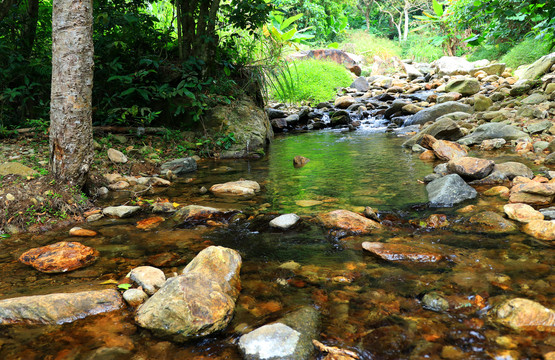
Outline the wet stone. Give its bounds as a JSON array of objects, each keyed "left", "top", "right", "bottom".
[
  {"left": 522, "top": 220, "right": 555, "bottom": 241},
  {"left": 447, "top": 157, "right": 495, "bottom": 180},
  {"left": 293, "top": 156, "right": 310, "bottom": 168},
  {"left": 123, "top": 288, "right": 148, "bottom": 307},
  {"left": 210, "top": 180, "right": 260, "bottom": 197},
  {"left": 503, "top": 203, "right": 544, "bottom": 223},
  {"left": 19, "top": 241, "right": 99, "bottom": 273},
  {"left": 426, "top": 174, "right": 477, "bottom": 207},
  {"left": 238, "top": 323, "right": 300, "bottom": 360},
  {"left": 270, "top": 214, "right": 300, "bottom": 230},
  {"left": 362, "top": 242, "right": 444, "bottom": 263},
  {"left": 69, "top": 227, "right": 98, "bottom": 237},
  {"left": 128, "top": 266, "right": 166, "bottom": 295},
  {"left": 422, "top": 292, "right": 449, "bottom": 312},
  {"left": 318, "top": 210, "right": 381, "bottom": 234},
  {"left": 103, "top": 205, "right": 141, "bottom": 218},
  {"left": 464, "top": 211, "right": 518, "bottom": 234},
  {"left": 494, "top": 298, "right": 555, "bottom": 330}
]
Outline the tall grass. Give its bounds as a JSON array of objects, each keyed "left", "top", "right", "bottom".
[
  {"left": 401, "top": 33, "right": 444, "bottom": 62},
  {"left": 501, "top": 37, "right": 553, "bottom": 69},
  {"left": 268, "top": 59, "right": 353, "bottom": 104},
  {"left": 337, "top": 30, "right": 402, "bottom": 62}
]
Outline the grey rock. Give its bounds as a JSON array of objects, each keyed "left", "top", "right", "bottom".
[
  {"left": 267, "top": 108, "right": 287, "bottom": 120},
  {"left": 422, "top": 292, "right": 449, "bottom": 312},
  {"left": 427, "top": 174, "right": 477, "bottom": 207},
  {"left": 123, "top": 288, "right": 148, "bottom": 307},
  {"left": 534, "top": 141, "right": 549, "bottom": 152},
  {"left": 433, "top": 56, "right": 474, "bottom": 76},
  {"left": 525, "top": 120, "right": 553, "bottom": 134},
  {"left": 270, "top": 214, "right": 300, "bottom": 230},
  {"left": 470, "top": 162, "right": 534, "bottom": 184},
  {"left": 385, "top": 99, "right": 410, "bottom": 119},
  {"left": 350, "top": 77, "right": 369, "bottom": 92},
  {"left": 160, "top": 157, "right": 197, "bottom": 176},
  {"left": 405, "top": 101, "right": 472, "bottom": 126},
  {"left": 402, "top": 62, "right": 423, "bottom": 80},
  {"left": 285, "top": 114, "right": 300, "bottom": 125},
  {"left": 423, "top": 173, "right": 442, "bottom": 183},
  {"left": 434, "top": 163, "right": 450, "bottom": 176},
  {"left": 402, "top": 118, "right": 464, "bottom": 148},
  {"left": 445, "top": 78, "right": 481, "bottom": 96},
  {"left": 412, "top": 144, "right": 427, "bottom": 153},
  {"left": 539, "top": 207, "right": 555, "bottom": 220},
  {"left": 522, "top": 93, "right": 548, "bottom": 105},
  {"left": 480, "top": 138, "right": 506, "bottom": 150},
  {"left": 458, "top": 123, "right": 529, "bottom": 146},
  {"left": 436, "top": 112, "right": 472, "bottom": 121},
  {"left": 510, "top": 79, "right": 537, "bottom": 96},
  {"left": 514, "top": 52, "right": 555, "bottom": 81},
  {"left": 128, "top": 266, "right": 166, "bottom": 295},
  {"left": 103, "top": 206, "right": 141, "bottom": 218},
  {"left": 107, "top": 148, "right": 128, "bottom": 164},
  {"left": 544, "top": 152, "right": 555, "bottom": 165},
  {"left": 470, "top": 63, "right": 506, "bottom": 76}
]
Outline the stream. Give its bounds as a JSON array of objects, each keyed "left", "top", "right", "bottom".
[{"left": 0, "top": 127, "right": 553, "bottom": 359}]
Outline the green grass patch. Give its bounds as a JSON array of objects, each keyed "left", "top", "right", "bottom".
[
  {"left": 501, "top": 37, "right": 553, "bottom": 69},
  {"left": 337, "top": 30, "right": 402, "bottom": 62},
  {"left": 269, "top": 59, "right": 353, "bottom": 104},
  {"left": 401, "top": 33, "right": 444, "bottom": 62},
  {"left": 467, "top": 43, "right": 512, "bottom": 62}
]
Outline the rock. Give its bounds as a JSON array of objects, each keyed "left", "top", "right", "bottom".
[
  {"left": 525, "top": 120, "right": 552, "bottom": 134},
  {"left": 522, "top": 93, "right": 548, "bottom": 105},
  {"left": 402, "top": 118, "right": 464, "bottom": 148},
  {"left": 522, "top": 220, "right": 555, "bottom": 241},
  {"left": 285, "top": 114, "right": 300, "bottom": 126},
  {"left": 239, "top": 323, "right": 301, "bottom": 360},
  {"left": 0, "top": 289, "right": 123, "bottom": 325},
  {"left": 401, "top": 103, "right": 422, "bottom": 114},
  {"left": 152, "top": 202, "right": 177, "bottom": 213},
  {"left": 402, "top": 62, "right": 423, "bottom": 80},
  {"left": 539, "top": 207, "right": 555, "bottom": 220},
  {"left": 494, "top": 298, "right": 555, "bottom": 330},
  {"left": 480, "top": 138, "right": 506, "bottom": 150},
  {"left": 437, "top": 92, "right": 463, "bottom": 103},
  {"left": 334, "top": 96, "right": 356, "bottom": 109},
  {"left": 312, "top": 340, "right": 360, "bottom": 360},
  {"left": 203, "top": 95, "right": 273, "bottom": 158},
  {"left": 433, "top": 56, "right": 474, "bottom": 76},
  {"left": 362, "top": 242, "right": 444, "bottom": 263},
  {"left": 123, "top": 289, "right": 148, "bottom": 307},
  {"left": 267, "top": 108, "right": 287, "bottom": 120},
  {"left": 107, "top": 148, "right": 128, "bottom": 163},
  {"left": 296, "top": 200, "right": 323, "bottom": 207},
  {"left": 19, "top": 241, "right": 99, "bottom": 273},
  {"left": 108, "top": 181, "right": 130, "bottom": 190},
  {"left": 422, "top": 292, "right": 449, "bottom": 312},
  {"left": 458, "top": 123, "right": 530, "bottom": 146},
  {"left": 445, "top": 78, "right": 481, "bottom": 96},
  {"left": 405, "top": 101, "right": 472, "bottom": 126},
  {"left": 210, "top": 180, "right": 260, "bottom": 197},
  {"left": 160, "top": 157, "right": 197, "bottom": 176},
  {"left": 350, "top": 77, "right": 369, "bottom": 92},
  {"left": 465, "top": 211, "right": 518, "bottom": 234},
  {"left": 427, "top": 174, "right": 477, "bottom": 207},
  {"left": 330, "top": 110, "right": 351, "bottom": 126},
  {"left": 0, "top": 162, "right": 38, "bottom": 176},
  {"left": 514, "top": 52, "right": 555, "bottom": 81},
  {"left": 103, "top": 205, "right": 141, "bottom": 218},
  {"left": 474, "top": 94, "right": 493, "bottom": 111},
  {"left": 317, "top": 210, "right": 382, "bottom": 234},
  {"left": 293, "top": 156, "right": 310, "bottom": 168},
  {"left": 136, "top": 216, "right": 165, "bottom": 230},
  {"left": 135, "top": 246, "right": 241, "bottom": 342},
  {"left": 270, "top": 214, "right": 300, "bottom": 230},
  {"left": 172, "top": 205, "right": 228, "bottom": 223},
  {"left": 447, "top": 157, "right": 495, "bottom": 180},
  {"left": 504, "top": 203, "right": 544, "bottom": 223},
  {"left": 128, "top": 266, "right": 166, "bottom": 295},
  {"left": 271, "top": 118, "right": 288, "bottom": 132},
  {"left": 483, "top": 186, "right": 510, "bottom": 197},
  {"left": 431, "top": 139, "right": 468, "bottom": 161},
  {"left": 470, "top": 63, "right": 506, "bottom": 76},
  {"left": 69, "top": 227, "right": 97, "bottom": 237}
]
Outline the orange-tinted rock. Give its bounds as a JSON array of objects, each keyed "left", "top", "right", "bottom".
[
  {"left": 136, "top": 216, "right": 165, "bottom": 230},
  {"left": 512, "top": 176, "right": 532, "bottom": 185},
  {"left": 519, "top": 181, "right": 555, "bottom": 196},
  {"left": 293, "top": 156, "right": 310, "bottom": 168},
  {"left": 419, "top": 150, "right": 436, "bottom": 160},
  {"left": 510, "top": 182, "right": 555, "bottom": 205},
  {"left": 318, "top": 210, "right": 382, "bottom": 234},
  {"left": 494, "top": 298, "right": 555, "bottom": 330},
  {"left": 19, "top": 241, "right": 99, "bottom": 273},
  {"left": 465, "top": 211, "right": 518, "bottom": 234},
  {"left": 362, "top": 242, "right": 444, "bottom": 263},
  {"left": 431, "top": 140, "right": 468, "bottom": 161},
  {"left": 503, "top": 203, "right": 544, "bottom": 223},
  {"left": 426, "top": 214, "right": 449, "bottom": 228},
  {"left": 69, "top": 227, "right": 97, "bottom": 237},
  {"left": 515, "top": 141, "right": 533, "bottom": 154},
  {"left": 483, "top": 186, "right": 510, "bottom": 197},
  {"left": 522, "top": 220, "right": 555, "bottom": 241},
  {"left": 447, "top": 157, "right": 495, "bottom": 179},
  {"left": 509, "top": 191, "right": 553, "bottom": 205}
]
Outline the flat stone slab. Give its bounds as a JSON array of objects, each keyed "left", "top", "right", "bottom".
[
  {"left": 0, "top": 162, "right": 38, "bottom": 176},
  {"left": 210, "top": 180, "right": 260, "bottom": 197},
  {"left": 103, "top": 205, "right": 141, "bottom": 218},
  {"left": 19, "top": 241, "right": 99, "bottom": 273},
  {"left": 362, "top": 242, "right": 444, "bottom": 263},
  {"left": 317, "top": 210, "right": 381, "bottom": 234},
  {"left": 270, "top": 214, "right": 300, "bottom": 230}
]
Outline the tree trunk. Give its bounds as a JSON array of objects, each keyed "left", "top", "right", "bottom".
[
  {"left": 22, "top": 0, "right": 39, "bottom": 57},
  {"left": 403, "top": 4, "right": 409, "bottom": 41},
  {"left": 49, "top": 0, "right": 94, "bottom": 188}
]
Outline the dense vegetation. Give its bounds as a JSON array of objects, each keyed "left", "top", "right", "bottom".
[{"left": 0, "top": 0, "right": 553, "bottom": 132}]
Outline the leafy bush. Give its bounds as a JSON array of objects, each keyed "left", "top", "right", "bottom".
[
  {"left": 401, "top": 33, "right": 444, "bottom": 62},
  {"left": 468, "top": 43, "right": 512, "bottom": 62},
  {"left": 501, "top": 37, "right": 553, "bottom": 69},
  {"left": 269, "top": 59, "right": 352, "bottom": 104},
  {"left": 337, "top": 30, "right": 401, "bottom": 62}
]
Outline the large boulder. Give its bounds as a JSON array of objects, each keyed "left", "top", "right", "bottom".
[
  {"left": 405, "top": 102, "right": 472, "bottom": 126},
  {"left": 19, "top": 241, "right": 99, "bottom": 273},
  {"left": 0, "top": 162, "right": 38, "bottom": 176},
  {"left": 504, "top": 203, "right": 544, "bottom": 223},
  {"left": 427, "top": 174, "right": 477, "bottom": 207},
  {"left": 464, "top": 211, "right": 518, "bottom": 234},
  {"left": 458, "top": 123, "right": 530, "bottom": 146},
  {"left": 317, "top": 209, "right": 382, "bottom": 234},
  {"left": 202, "top": 95, "right": 273, "bottom": 158},
  {"left": 445, "top": 78, "right": 481, "bottom": 96},
  {"left": 402, "top": 118, "right": 464, "bottom": 148},
  {"left": 470, "top": 63, "right": 506, "bottom": 76},
  {"left": 447, "top": 157, "right": 495, "bottom": 180},
  {"left": 160, "top": 157, "right": 197, "bottom": 176},
  {"left": 432, "top": 56, "right": 474, "bottom": 76},
  {"left": 0, "top": 289, "right": 123, "bottom": 325},
  {"left": 135, "top": 246, "right": 242, "bottom": 342},
  {"left": 514, "top": 52, "right": 555, "bottom": 81},
  {"left": 493, "top": 298, "right": 555, "bottom": 330},
  {"left": 471, "top": 162, "right": 533, "bottom": 185}
]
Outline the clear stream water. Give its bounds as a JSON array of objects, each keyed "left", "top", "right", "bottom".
[{"left": 0, "top": 129, "right": 553, "bottom": 359}]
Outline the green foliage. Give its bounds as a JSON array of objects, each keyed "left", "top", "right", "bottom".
[
  {"left": 401, "top": 33, "right": 444, "bottom": 62},
  {"left": 467, "top": 43, "right": 512, "bottom": 62},
  {"left": 501, "top": 37, "right": 553, "bottom": 69},
  {"left": 269, "top": 60, "right": 352, "bottom": 104},
  {"left": 337, "top": 30, "right": 402, "bottom": 62},
  {"left": 117, "top": 283, "right": 132, "bottom": 290}
]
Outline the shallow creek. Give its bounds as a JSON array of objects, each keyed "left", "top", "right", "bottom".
[{"left": 0, "top": 130, "right": 553, "bottom": 359}]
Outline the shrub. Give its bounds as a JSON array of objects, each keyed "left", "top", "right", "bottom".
[
  {"left": 501, "top": 37, "right": 553, "bottom": 69},
  {"left": 337, "top": 30, "right": 402, "bottom": 62},
  {"left": 269, "top": 59, "right": 352, "bottom": 104},
  {"left": 401, "top": 33, "right": 444, "bottom": 62},
  {"left": 467, "top": 43, "right": 512, "bottom": 62}
]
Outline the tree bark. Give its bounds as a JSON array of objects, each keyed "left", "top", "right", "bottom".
[
  {"left": 49, "top": 0, "right": 94, "bottom": 188},
  {"left": 22, "top": 0, "right": 39, "bottom": 56},
  {"left": 403, "top": 3, "right": 409, "bottom": 41}
]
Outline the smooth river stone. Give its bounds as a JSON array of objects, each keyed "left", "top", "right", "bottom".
[
  {"left": 362, "top": 242, "right": 444, "bottom": 263},
  {"left": 270, "top": 214, "right": 300, "bottom": 230},
  {"left": 494, "top": 298, "right": 555, "bottom": 330},
  {"left": 522, "top": 220, "right": 555, "bottom": 241},
  {"left": 19, "top": 241, "right": 99, "bottom": 273},
  {"left": 447, "top": 157, "right": 495, "bottom": 179},
  {"left": 503, "top": 203, "right": 544, "bottom": 223},
  {"left": 0, "top": 289, "right": 123, "bottom": 325},
  {"left": 318, "top": 210, "right": 381, "bottom": 234},
  {"left": 210, "top": 180, "right": 260, "bottom": 197},
  {"left": 296, "top": 200, "right": 323, "bottom": 207}
]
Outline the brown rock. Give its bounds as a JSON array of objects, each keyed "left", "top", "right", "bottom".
[
  {"left": 494, "top": 298, "right": 555, "bottom": 330},
  {"left": 19, "top": 241, "right": 99, "bottom": 273},
  {"left": 447, "top": 157, "right": 495, "bottom": 179},
  {"left": 503, "top": 203, "right": 544, "bottom": 223},
  {"left": 432, "top": 140, "right": 468, "bottom": 161},
  {"left": 421, "top": 134, "right": 437, "bottom": 150},
  {"left": 172, "top": 205, "right": 235, "bottom": 224},
  {"left": 519, "top": 182, "right": 555, "bottom": 196},
  {"left": 334, "top": 96, "right": 356, "bottom": 109},
  {"left": 509, "top": 191, "right": 553, "bottom": 205},
  {"left": 522, "top": 220, "right": 555, "bottom": 241},
  {"left": 136, "top": 216, "right": 165, "bottom": 230},
  {"left": 419, "top": 150, "right": 436, "bottom": 160},
  {"left": 318, "top": 210, "right": 382, "bottom": 234},
  {"left": 362, "top": 242, "right": 444, "bottom": 263},
  {"left": 293, "top": 156, "right": 310, "bottom": 168},
  {"left": 426, "top": 214, "right": 449, "bottom": 228},
  {"left": 210, "top": 180, "right": 260, "bottom": 197},
  {"left": 483, "top": 186, "right": 510, "bottom": 197},
  {"left": 510, "top": 182, "right": 555, "bottom": 205},
  {"left": 69, "top": 227, "right": 97, "bottom": 237},
  {"left": 0, "top": 289, "right": 123, "bottom": 325},
  {"left": 465, "top": 211, "right": 518, "bottom": 234}
]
